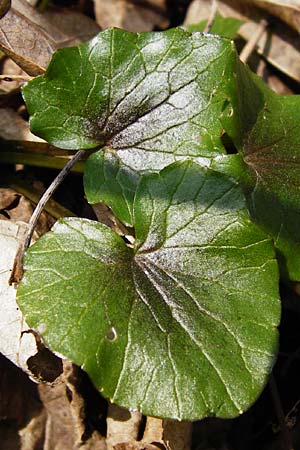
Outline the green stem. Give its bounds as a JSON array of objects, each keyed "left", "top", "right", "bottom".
[
  {"left": 10, "top": 149, "right": 85, "bottom": 285},
  {"left": 0, "top": 139, "right": 87, "bottom": 172},
  {"left": 0, "top": 151, "right": 85, "bottom": 172}
]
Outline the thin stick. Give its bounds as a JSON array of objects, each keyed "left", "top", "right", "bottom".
[
  {"left": 240, "top": 19, "right": 268, "bottom": 63},
  {"left": 9, "top": 149, "right": 85, "bottom": 285},
  {"left": 0, "top": 74, "right": 33, "bottom": 82},
  {"left": 204, "top": 0, "right": 218, "bottom": 33},
  {"left": 269, "top": 375, "right": 294, "bottom": 450}
]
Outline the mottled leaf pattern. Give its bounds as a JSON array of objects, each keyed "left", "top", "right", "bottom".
[{"left": 22, "top": 28, "right": 236, "bottom": 172}]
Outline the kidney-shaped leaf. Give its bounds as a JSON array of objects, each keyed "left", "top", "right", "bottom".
[
  {"left": 17, "top": 161, "right": 280, "bottom": 421},
  {"left": 22, "top": 28, "right": 237, "bottom": 172}
]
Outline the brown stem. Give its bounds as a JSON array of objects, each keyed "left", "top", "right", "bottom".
[
  {"left": 204, "top": 0, "right": 218, "bottom": 33},
  {"left": 9, "top": 149, "right": 85, "bottom": 285},
  {"left": 240, "top": 19, "right": 268, "bottom": 64}
]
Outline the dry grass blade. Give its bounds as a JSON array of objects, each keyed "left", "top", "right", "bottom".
[{"left": 185, "top": 0, "right": 300, "bottom": 81}]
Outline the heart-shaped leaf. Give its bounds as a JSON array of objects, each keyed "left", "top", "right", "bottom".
[
  {"left": 22, "top": 28, "right": 237, "bottom": 172},
  {"left": 17, "top": 161, "right": 280, "bottom": 420}
]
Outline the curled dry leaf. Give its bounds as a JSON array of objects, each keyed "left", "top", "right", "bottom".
[
  {"left": 0, "top": 13, "right": 50, "bottom": 75},
  {"left": 0, "top": 0, "right": 100, "bottom": 76},
  {"left": 42, "top": 7, "right": 101, "bottom": 47},
  {"left": 0, "top": 57, "right": 28, "bottom": 92},
  {"left": 0, "top": 108, "right": 44, "bottom": 141},
  {"left": 38, "top": 362, "right": 106, "bottom": 449},
  {"left": 106, "top": 409, "right": 191, "bottom": 450},
  {"left": 240, "top": 18, "right": 300, "bottom": 81},
  {"left": 0, "top": 189, "right": 55, "bottom": 376},
  {"left": 256, "top": 58, "right": 293, "bottom": 95},
  {"left": 185, "top": 0, "right": 300, "bottom": 81},
  {"left": 94, "top": 0, "right": 168, "bottom": 31},
  {"left": 106, "top": 404, "right": 142, "bottom": 449},
  {"left": 0, "top": 220, "right": 37, "bottom": 374},
  {"left": 0, "top": 187, "right": 53, "bottom": 234},
  {"left": 246, "top": 0, "right": 300, "bottom": 33},
  {"left": 0, "top": 0, "right": 10, "bottom": 19}
]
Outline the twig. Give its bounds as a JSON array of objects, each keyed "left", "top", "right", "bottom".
[
  {"left": 204, "top": 0, "right": 218, "bottom": 33},
  {"left": 9, "top": 149, "right": 85, "bottom": 285},
  {"left": 240, "top": 19, "right": 268, "bottom": 63},
  {"left": 269, "top": 374, "right": 294, "bottom": 450},
  {"left": 0, "top": 74, "right": 33, "bottom": 82}
]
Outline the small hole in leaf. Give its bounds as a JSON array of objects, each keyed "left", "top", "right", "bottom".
[
  {"left": 123, "top": 234, "right": 135, "bottom": 248},
  {"left": 27, "top": 346, "right": 63, "bottom": 382},
  {"left": 221, "top": 132, "right": 238, "bottom": 155},
  {"left": 227, "top": 106, "right": 234, "bottom": 117},
  {"left": 106, "top": 326, "right": 117, "bottom": 342}
]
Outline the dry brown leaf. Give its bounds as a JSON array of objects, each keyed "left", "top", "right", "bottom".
[
  {"left": 0, "top": 107, "right": 44, "bottom": 141},
  {"left": 245, "top": 0, "right": 300, "bottom": 33},
  {"left": 0, "top": 0, "right": 100, "bottom": 76},
  {"left": 0, "top": 220, "right": 37, "bottom": 374},
  {"left": 106, "top": 407, "right": 192, "bottom": 450},
  {"left": 39, "top": 363, "right": 106, "bottom": 450},
  {"left": 94, "top": 0, "right": 168, "bottom": 32},
  {"left": 39, "top": 381, "right": 78, "bottom": 450},
  {"left": 0, "top": 0, "right": 10, "bottom": 19},
  {"left": 162, "top": 421, "right": 193, "bottom": 450},
  {"left": 18, "top": 408, "right": 47, "bottom": 450},
  {"left": 0, "top": 187, "right": 53, "bottom": 233},
  {"left": 142, "top": 417, "right": 164, "bottom": 443},
  {"left": 256, "top": 57, "right": 293, "bottom": 94},
  {"left": 142, "top": 417, "right": 192, "bottom": 450},
  {"left": 106, "top": 404, "right": 142, "bottom": 449},
  {"left": 143, "top": 0, "right": 166, "bottom": 8},
  {"left": 0, "top": 5, "right": 54, "bottom": 75},
  {"left": 0, "top": 352, "right": 46, "bottom": 449},
  {"left": 0, "top": 57, "right": 28, "bottom": 92},
  {"left": 42, "top": 6, "right": 101, "bottom": 47},
  {"left": 185, "top": 0, "right": 300, "bottom": 81},
  {"left": 0, "top": 188, "right": 55, "bottom": 377}
]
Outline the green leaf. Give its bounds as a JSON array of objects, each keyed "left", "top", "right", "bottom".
[
  {"left": 22, "top": 28, "right": 237, "bottom": 172},
  {"left": 84, "top": 148, "right": 139, "bottom": 226},
  {"left": 17, "top": 161, "right": 280, "bottom": 421},
  {"left": 185, "top": 15, "right": 244, "bottom": 39},
  {"left": 222, "top": 61, "right": 300, "bottom": 280}
]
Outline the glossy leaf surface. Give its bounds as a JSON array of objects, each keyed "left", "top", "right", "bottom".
[
  {"left": 84, "top": 148, "right": 139, "bottom": 226},
  {"left": 222, "top": 62, "right": 300, "bottom": 280},
  {"left": 22, "top": 28, "right": 237, "bottom": 172},
  {"left": 17, "top": 162, "right": 280, "bottom": 420}
]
